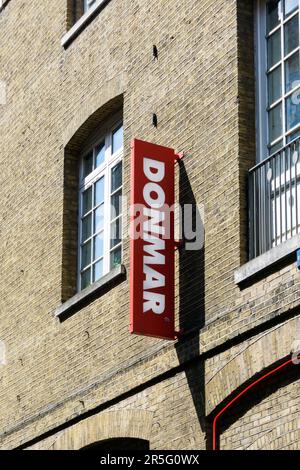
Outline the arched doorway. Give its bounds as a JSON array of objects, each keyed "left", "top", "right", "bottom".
[{"left": 81, "top": 438, "right": 150, "bottom": 451}]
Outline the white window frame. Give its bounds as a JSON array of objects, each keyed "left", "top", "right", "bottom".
[
  {"left": 78, "top": 117, "right": 123, "bottom": 292},
  {"left": 256, "top": 0, "right": 300, "bottom": 161}
]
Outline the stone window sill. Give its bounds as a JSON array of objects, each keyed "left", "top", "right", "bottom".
[
  {"left": 234, "top": 234, "right": 300, "bottom": 285},
  {"left": 55, "top": 264, "right": 126, "bottom": 320},
  {"left": 61, "top": 0, "right": 111, "bottom": 49}
]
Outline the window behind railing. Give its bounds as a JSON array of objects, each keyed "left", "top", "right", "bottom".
[
  {"left": 249, "top": 137, "right": 300, "bottom": 258},
  {"left": 250, "top": 1, "right": 300, "bottom": 259}
]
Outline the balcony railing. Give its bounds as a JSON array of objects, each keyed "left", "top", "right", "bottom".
[{"left": 248, "top": 137, "right": 300, "bottom": 260}]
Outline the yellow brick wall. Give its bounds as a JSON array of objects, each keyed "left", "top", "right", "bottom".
[
  {"left": 0, "top": 0, "right": 299, "bottom": 450},
  {"left": 220, "top": 364, "right": 300, "bottom": 450}
]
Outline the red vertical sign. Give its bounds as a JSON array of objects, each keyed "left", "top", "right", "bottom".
[{"left": 130, "top": 139, "right": 176, "bottom": 340}]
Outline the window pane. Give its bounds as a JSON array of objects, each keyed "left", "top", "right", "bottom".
[
  {"left": 112, "top": 124, "right": 123, "bottom": 154},
  {"left": 267, "top": 0, "right": 281, "bottom": 32},
  {"left": 269, "top": 103, "right": 283, "bottom": 141},
  {"left": 93, "top": 260, "right": 103, "bottom": 282},
  {"left": 284, "top": 15, "right": 299, "bottom": 55},
  {"left": 286, "top": 93, "right": 300, "bottom": 129},
  {"left": 111, "top": 162, "right": 122, "bottom": 192},
  {"left": 95, "top": 141, "right": 105, "bottom": 168},
  {"left": 111, "top": 218, "right": 122, "bottom": 248},
  {"left": 83, "top": 151, "right": 93, "bottom": 178},
  {"left": 94, "top": 205, "right": 104, "bottom": 233},
  {"left": 287, "top": 127, "right": 300, "bottom": 141},
  {"left": 269, "top": 139, "right": 283, "bottom": 154},
  {"left": 94, "top": 233, "right": 104, "bottom": 260},
  {"left": 81, "top": 269, "right": 91, "bottom": 290},
  {"left": 95, "top": 177, "right": 104, "bottom": 206},
  {"left": 285, "top": 52, "right": 300, "bottom": 91},
  {"left": 268, "top": 66, "right": 282, "bottom": 104},
  {"left": 81, "top": 241, "right": 91, "bottom": 269},
  {"left": 82, "top": 214, "right": 92, "bottom": 242},
  {"left": 82, "top": 187, "right": 92, "bottom": 214},
  {"left": 110, "top": 246, "right": 121, "bottom": 270},
  {"left": 268, "top": 30, "right": 281, "bottom": 68},
  {"left": 111, "top": 189, "right": 122, "bottom": 220},
  {"left": 284, "top": 0, "right": 298, "bottom": 17}
]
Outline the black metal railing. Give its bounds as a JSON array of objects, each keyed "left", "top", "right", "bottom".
[{"left": 248, "top": 137, "right": 300, "bottom": 259}]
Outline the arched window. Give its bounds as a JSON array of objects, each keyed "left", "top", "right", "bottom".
[
  {"left": 60, "top": 95, "right": 124, "bottom": 305},
  {"left": 78, "top": 117, "right": 123, "bottom": 291}
]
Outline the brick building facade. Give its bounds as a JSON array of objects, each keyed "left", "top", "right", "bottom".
[{"left": 0, "top": 0, "right": 299, "bottom": 450}]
